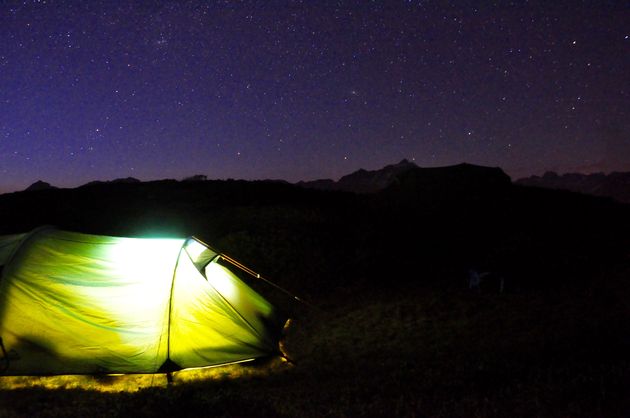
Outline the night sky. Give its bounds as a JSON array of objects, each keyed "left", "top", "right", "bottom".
[{"left": 1, "top": 1, "right": 628, "bottom": 193}]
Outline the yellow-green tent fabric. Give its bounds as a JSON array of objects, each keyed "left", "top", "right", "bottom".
[{"left": 0, "top": 228, "right": 283, "bottom": 375}]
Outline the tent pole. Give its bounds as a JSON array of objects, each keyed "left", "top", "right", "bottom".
[
  {"left": 158, "top": 246, "right": 184, "bottom": 376},
  {"left": 219, "top": 254, "right": 309, "bottom": 304},
  {"left": 190, "top": 236, "right": 312, "bottom": 308}
]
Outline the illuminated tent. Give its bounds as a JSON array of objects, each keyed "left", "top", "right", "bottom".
[{"left": 0, "top": 227, "right": 285, "bottom": 375}]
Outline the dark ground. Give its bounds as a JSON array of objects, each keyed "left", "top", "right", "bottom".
[{"left": 0, "top": 165, "right": 629, "bottom": 417}]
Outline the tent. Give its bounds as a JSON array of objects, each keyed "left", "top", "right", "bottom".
[{"left": 0, "top": 227, "right": 286, "bottom": 375}]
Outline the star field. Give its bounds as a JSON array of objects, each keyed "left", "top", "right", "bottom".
[{"left": 0, "top": 1, "right": 628, "bottom": 192}]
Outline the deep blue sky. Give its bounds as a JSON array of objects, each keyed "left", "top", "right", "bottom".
[{"left": 1, "top": 1, "right": 628, "bottom": 192}]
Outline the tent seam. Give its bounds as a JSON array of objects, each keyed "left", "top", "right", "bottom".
[{"left": 155, "top": 243, "right": 185, "bottom": 373}]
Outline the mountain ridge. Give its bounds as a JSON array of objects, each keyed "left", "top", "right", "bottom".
[
  {"left": 516, "top": 171, "right": 630, "bottom": 204},
  {"left": 295, "top": 159, "right": 512, "bottom": 193},
  {"left": 296, "top": 159, "right": 419, "bottom": 193},
  {"left": 18, "top": 159, "right": 511, "bottom": 195}
]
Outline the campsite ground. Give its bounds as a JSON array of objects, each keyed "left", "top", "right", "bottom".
[
  {"left": 0, "top": 168, "right": 629, "bottom": 417},
  {"left": 1, "top": 267, "right": 628, "bottom": 417}
]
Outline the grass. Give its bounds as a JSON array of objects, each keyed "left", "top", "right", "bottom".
[{"left": 1, "top": 265, "right": 628, "bottom": 417}]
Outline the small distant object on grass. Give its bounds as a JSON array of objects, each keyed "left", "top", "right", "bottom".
[{"left": 468, "top": 268, "right": 504, "bottom": 293}]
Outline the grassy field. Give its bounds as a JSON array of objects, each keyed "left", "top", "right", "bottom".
[{"left": 1, "top": 265, "right": 628, "bottom": 417}]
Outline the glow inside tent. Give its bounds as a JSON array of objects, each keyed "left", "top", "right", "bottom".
[{"left": 0, "top": 228, "right": 284, "bottom": 375}]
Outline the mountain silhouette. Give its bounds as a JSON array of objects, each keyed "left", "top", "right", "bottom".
[
  {"left": 297, "top": 160, "right": 511, "bottom": 194},
  {"left": 516, "top": 171, "right": 630, "bottom": 204},
  {"left": 80, "top": 177, "right": 141, "bottom": 188},
  {"left": 297, "top": 159, "right": 419, "bottom": 193},
  {"left": 24, "top": 180, "right": 56, "bottom": 192}
]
